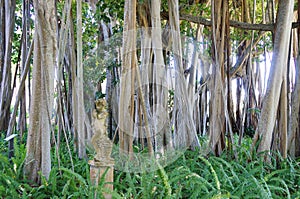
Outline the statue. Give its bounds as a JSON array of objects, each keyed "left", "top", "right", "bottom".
[{"left": 91, "top": 98, "right": 114, "bottom": 165}]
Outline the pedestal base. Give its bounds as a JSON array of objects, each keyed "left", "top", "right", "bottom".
[{"left": 89, "top": 160, "right": 114, "bottom": 199}]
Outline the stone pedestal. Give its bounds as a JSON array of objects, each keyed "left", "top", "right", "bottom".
[{"left": 89, "top": 160, "right": 114, "bottom": 199}]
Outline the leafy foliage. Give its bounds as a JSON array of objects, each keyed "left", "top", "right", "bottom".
[
  {"left": 113, "top": 146, "right": 300, "bottom": 198},
  {"left": 0, "top": 137, "right": 114, "bottom": 198},
  {"left": 0, "top": 136, "right": 299, "bottom": 198}
]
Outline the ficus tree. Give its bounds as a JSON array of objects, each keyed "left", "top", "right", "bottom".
[
  {"left": 24, "top": 0, "right": 57, "bottom": 182},
  {"left": 252, "top": 0, "right": 294, "bottom": 158}
]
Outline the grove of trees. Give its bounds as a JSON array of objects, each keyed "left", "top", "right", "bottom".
[{"left": 0, "top": 0, "right": 299, "bottom": 198}]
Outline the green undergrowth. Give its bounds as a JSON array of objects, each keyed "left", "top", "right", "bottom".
[
  {"left": 114, "top": 149, "right": 300, "bottom": 199},
  {"left": 0, "top": 135, "right": 299, "bottom": 198}
]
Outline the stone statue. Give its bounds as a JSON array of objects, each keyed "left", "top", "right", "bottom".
[{"left": 91, "top": 98, "right": 114, "bottom": 165}]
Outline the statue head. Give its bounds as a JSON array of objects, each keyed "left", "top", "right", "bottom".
[{"left": 95, "top": 98, "right": 107, "bottom": 113}]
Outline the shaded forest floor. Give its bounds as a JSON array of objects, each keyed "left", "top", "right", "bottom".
[{"left": 0, "top": 135, "right": 299, "bottom": 198}]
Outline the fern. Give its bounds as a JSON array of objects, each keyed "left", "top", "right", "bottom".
[
  {"left": 211, "top": 157, "right": 241, "bottom": 184},
  {"left": 268, "top": 177, "right": 291, "bottom": 199},
  {"left": 198, "top": 155, "right": 221, "bottom": 194},
  {"left": 1, "top": 134, "right": 300, "bottom": 198},
  {"left": 156, "top": 160, "right": 172, "bottom": 199}
]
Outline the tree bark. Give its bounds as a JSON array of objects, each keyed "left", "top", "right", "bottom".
[
  {"left": 208, "top": 0, "right": 228, "bottom": 156},
  {"left": 76, "top": 0, "right": 86, "bottom": 159},
  {"left": 288, "top": 0, "right": 300, "bottom": 157},
  {"left": 169, "top": 0, "right": 200, "bottom": 149},
  {"left": 119, "top": 0, "right": 136, "bottom": 157},
  {"left": 24, "top": 0, "right": 57, "bottom": 183},
  {"left": 151, "top": 0, "right": 168, "bottom": 154},
  {"left": 18, "top": 0, "right": 31, "bottom": 137},
  {"left": 279, "top": 78, "right": 287, "bottom": 158},
  {"left": 0, "top": 0, "right": 16, "bottom": 132},
  {"left": 253, "top": 0, "right": 294, "bottom": 155}
]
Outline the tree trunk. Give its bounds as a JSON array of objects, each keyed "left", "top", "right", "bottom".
[
  {"left": 76, "top": 0, "right": 86, "bottom": 159},
  {"left": 278, "top": 77, "right": 287, "bottom": 158},
  {"left": 168, "top": 0, "right": 200, "bottom": 149},
  {"left": 0, "top": 0, "right": 16, "bottom": 132},
  {"left": 209, "top": 0, "right": 228, "bottom": 155},
  {"left": 288, "top": 0, "right": 300, "bottom": 158},
  {"left": 0, "top": 0, "right": 3, "bottom": 85},
  {"left": 253, "top": 0, "right": 294, "bottom": 155},
  {"left": 18, "top": 0, "right": 31, "bottom": 137},
  {"left": 151, "top": 0, "right": 168, "bottom": 154},
  {"left": 119, "top": 0, "right": 136, "bottom": 157},
  {"left": 24, "top": 0, "right": 57, "bottom": 183}
]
